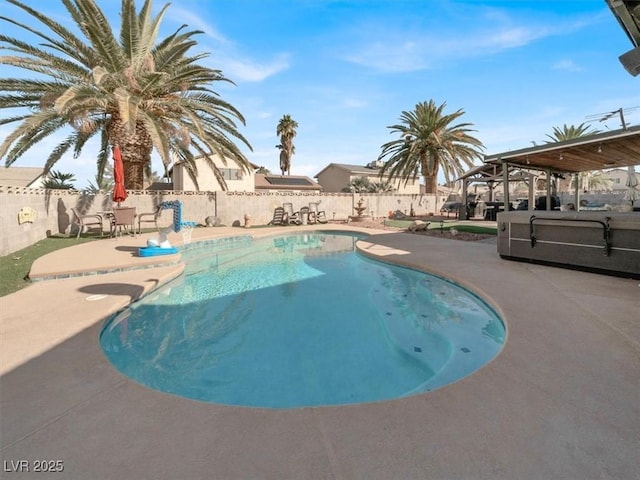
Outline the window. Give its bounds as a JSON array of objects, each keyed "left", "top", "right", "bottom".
[{"left": 220, "top": 168, "right": 243, "bottom": 180}]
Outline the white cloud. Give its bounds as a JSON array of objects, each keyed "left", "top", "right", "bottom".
[
  {"left": 552, "top": 59, "right": 583, "bottom": 72},
  {"left": 342, "top": 98, "right": 369, "bottom": 109},
  {"left": 220, "top": 54, "right": 290, "bottom": 83},
  {"left": 481, "top": 26, "right": 544, "bottom": 50},
  {"left": 339, "top": 7, "right": 603, "bottom": 73},
  {"left": 342, "top": 40, "right": 428, "bottom": 73},
  {"left": 167, "top": 7, "right": 290, "bottom": 83},
  {"left": 168, "top": 7, "right": 232, "bottom": 46}
]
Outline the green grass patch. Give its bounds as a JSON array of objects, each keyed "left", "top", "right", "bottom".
[
  {"left": 438, "top": 224, "right": 497, "bottom": 235},
  {"left": 0, "top": 235, "right": 101, "bottom": 297}
]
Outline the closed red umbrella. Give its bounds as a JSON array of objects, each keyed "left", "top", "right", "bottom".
[{"left": 112, "top": 145, "right": 127, "bottom": 206}]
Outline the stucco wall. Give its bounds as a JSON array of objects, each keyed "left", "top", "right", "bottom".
[
  {"left": 173, "top": 155, "right": 255, "bottom": 192},
  {"left": 0, "top": 186, "right": 443, "bottom": 256},
  {"left": 0, "top": 186, "right": 215, "bottom": 256},
  {"left": 316, "top": 165, "right": 350, "bottom": 192},
  {"left": 316, "top": 165, "right": 419, "bottom": 194}
]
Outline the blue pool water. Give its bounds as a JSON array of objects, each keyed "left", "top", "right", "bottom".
[{"left": 100, "top": 232, "right": 505, "bottom": 408}]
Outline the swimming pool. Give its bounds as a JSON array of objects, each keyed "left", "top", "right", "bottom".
[{"left": 100, "top": 232, "right": 505, "bottom": 408}]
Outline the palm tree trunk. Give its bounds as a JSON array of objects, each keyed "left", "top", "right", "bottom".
[
  {"left": 110, "top": 115, "right": 153, "bottom": 190},
  {"left": 423, "top": 174, "right": 438, "bottom": 194},
  {"left": 123, "top": 159, "right": 146, "bottom": 190}
]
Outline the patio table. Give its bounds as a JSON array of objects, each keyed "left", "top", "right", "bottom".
[{"left": 100, "top": 208, "right": 137, "bottom": 238}]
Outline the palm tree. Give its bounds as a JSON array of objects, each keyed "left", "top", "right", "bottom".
[
  {"left": 378, "top": 100, "right": 484, "bottom": 194},
  {"left": 545, "top": 123, "right": 601, "bottom": 194},
  {"left": 0, "top": 0, "right": 252, "bottom": 190},
  {"left": 86, "top": 163, "right": 115, "bottom": 192},
  {"left": 343, "top": 176, "right": 372, "bottom": 193},
  {"left": 368, "top": 180, "right": 395, "bottom": 193},
  {"left": 42, "top": 170, "right": 76, "bottom": 189},
  {"left": 545, "top": 123, "right": 598, "bottom": 143},
  {"left": 276, "top": 114, "right": 298, "bottom": 175},
  {"left": 572, "top": 171, "right": 612, "bottom": 192}
]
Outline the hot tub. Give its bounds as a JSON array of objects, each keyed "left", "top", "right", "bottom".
[{"left": 497, "top": 211, "right": 640, "bottom": 278}]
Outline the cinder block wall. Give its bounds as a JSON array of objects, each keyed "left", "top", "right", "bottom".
[
  {"left": 214, "top": 192, "right": 441, "bottom": 226},
  {"left": 0, "top": 187, "right": 217, "bottom": 256},
  {"left": 0, "top": 186, "right": 443, "bottom": 256}
]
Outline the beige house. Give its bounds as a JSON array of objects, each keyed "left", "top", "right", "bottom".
[
  {"left": 315, "top": 161, "right": 420, "bottom": 194},
  {"left": 172, "top": 154, "right": 256, "bottom": 192},
  {"left": 605, "top": 167, "right": 637, "bottom": 191},
  {"left": 0, "top": 166, "right": 46, "bottom": 187}
]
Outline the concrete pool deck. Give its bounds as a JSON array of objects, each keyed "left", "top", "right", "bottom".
[{"left": 1, "top": 225, "right": 638, "bottom": 479}]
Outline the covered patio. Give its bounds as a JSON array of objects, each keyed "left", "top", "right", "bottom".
[
  {"left": 478, "top": 125, "right": 640, "bottom": 278},
  {"left": 483, "top": 124, "right": 640, "bottom": 212}
]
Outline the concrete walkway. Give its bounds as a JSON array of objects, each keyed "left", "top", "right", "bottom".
[{"left": 1, "top": 225, "right": 638, "bottom": 479}]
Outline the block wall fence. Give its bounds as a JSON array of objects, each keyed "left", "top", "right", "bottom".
[{"left": 0, "top": 185, "right": 445, "bottom": 256}]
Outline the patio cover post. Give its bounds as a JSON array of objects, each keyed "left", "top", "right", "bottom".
[
  {"left": 528, "top": 172, "right": 535, "bottom": 210},
  {"left": 461, "top": 178, "right": 468, "bottom": 219},
  {"left": 502, "top": 160, "right": 510, "bottom": 212},
  {"left": 546, "top": 168, "right": 552, "bottom": 210}
]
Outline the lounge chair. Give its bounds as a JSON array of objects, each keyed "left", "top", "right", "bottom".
[
  {"left": 110, "top": 207, "right": 137, "bottom": 237},
  {"left": 309, "top": 202, "right": 328, "bottom": 224},
  {"left": 70, "top": 208, "right": 103, "bottom": 239},
  {"left": 270, "top": 206, "right": 285, "bottom": 225},
  {"left": 283, "top": 203, "right": 301, "bottom": 225}
]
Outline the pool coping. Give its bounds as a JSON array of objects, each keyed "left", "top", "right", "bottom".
[{"left": 1, "top": 225, "right": 639, "bottom": 479}]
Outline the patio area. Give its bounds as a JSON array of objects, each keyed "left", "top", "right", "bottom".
[{"left": 1, "top": 224, "right": 639, "bottom": 479}]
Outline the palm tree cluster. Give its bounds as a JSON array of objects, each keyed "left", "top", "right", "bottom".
[
  {"left": 4, "top": 0, "right": 611, "bottom": 197},
  {"left": 0, "top": 0, "right": 252, "bottom": 190},
  {"left": 343, "top": 176, "right": 394, "bottom": 193},
  {"left": 276, "top": 114, "right": 298, "bottom": 175}
]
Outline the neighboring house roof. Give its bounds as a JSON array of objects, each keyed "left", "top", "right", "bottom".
[
  {"left": 315, "top": 162, "right": 385, "bottom": 178},
  {"left": 184, "top": 155, "right": 261, "bottom": 171},
  {"left": 255, "top": 174, "right": 322, "bottom": 190},
  {"left": 0, "top": 166, "right": 45, "bottom": 187},
  {"left": 146, "top": 182, "right": 174, "bottom": 191}
]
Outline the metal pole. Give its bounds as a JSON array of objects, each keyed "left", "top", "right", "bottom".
[{"left": 619, "top": 108, "right": 628, "bottom": 130}]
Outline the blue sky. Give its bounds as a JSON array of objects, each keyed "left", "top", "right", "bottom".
[{"left": 1, "top": 0, "right": 639, "bottom": 188}]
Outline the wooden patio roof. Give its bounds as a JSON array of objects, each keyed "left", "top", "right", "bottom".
[{"left": 483, "top": 125, "right": 640, "bottom": 174}]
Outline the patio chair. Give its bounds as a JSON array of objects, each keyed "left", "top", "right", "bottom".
[
  {"left": 309, "top": 202, "right": 328, "bottom": 224},
  {"left": 70, "top": 208, "right": 103, "bottom": 239},
  {"left": 137, "top": 205, "right": 161, "bottom": 234},
  {"left": 110, "top": 207, "right": 137, "bottom": 238},
  {"left": 270, "top": 206, "right": 285, "bottom": 225},
  {"left": 282, "top": 203, "right": 301, "bottom": 225},
  {"left": 299, "top": 206, "right": 310, "bottom": 225}
]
